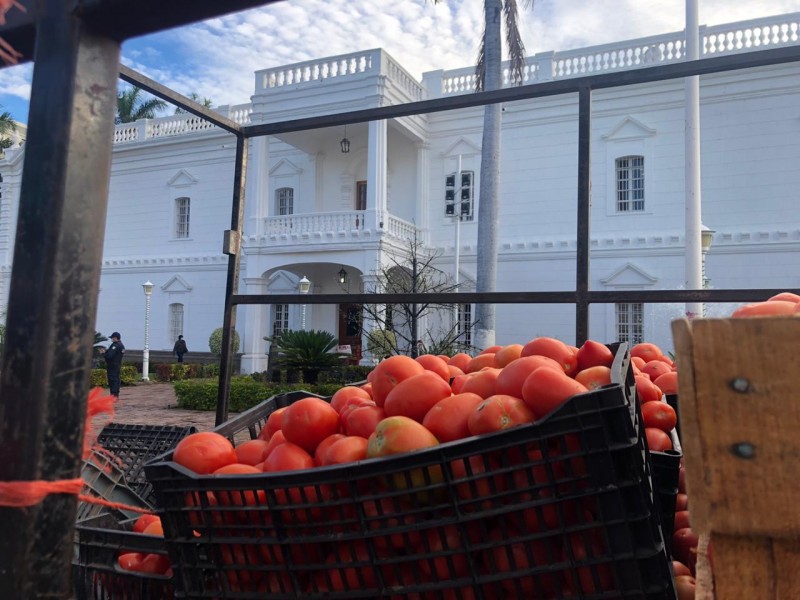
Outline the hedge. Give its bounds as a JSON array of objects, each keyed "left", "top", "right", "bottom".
[
  {"left": 174, "top": 377, "right": 342, "bottom": 412},
  {"left": 90, "top": 366, "right": 138, "bottom": 387}
]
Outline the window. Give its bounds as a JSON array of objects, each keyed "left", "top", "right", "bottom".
[
  {"left": 615, "top": 156, "right": 644, "bottom": 212},
  {"left": 445, "top": 171, "right": 474, "bottom": 220},
  {"left": 458, "top": 303, "right": 473, "bottom": 347},
  {"left": 169, "top": 303, "right": 184, "bottom": 341},
  {"left": 175, "top": 197, "right": 190, "bottom": 238},
  {"left": 616, "top": 303, "right": 644, "bottom": 344},
  {"left": 276, "top": 187, "right": 294, "bottom": 215},
  {"left": 273, "top": 304, "right": 289, "bottom": 337},
  {"left": 356, "top": 181, "right": 367, "bottom": 211}
]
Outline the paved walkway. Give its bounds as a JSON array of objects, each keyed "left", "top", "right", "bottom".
[{"left": 105, "top": 382, "right": 219, "bottom": 432}]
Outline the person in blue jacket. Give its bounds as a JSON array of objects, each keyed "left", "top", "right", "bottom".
[{"left": 103, "top": 331, "right": 125, "bottom": 397}]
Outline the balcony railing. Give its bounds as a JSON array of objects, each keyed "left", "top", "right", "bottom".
[
  {"left": 260, "top": 210, "right": 419, "bottom": 245},
  {"left": 112, "top": 103, "right": 252, "bottom": 145}
]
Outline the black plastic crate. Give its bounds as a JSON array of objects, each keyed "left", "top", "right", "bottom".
[
  {"left": 73, "top": 515, "right": 174, "bottom": 599},
  {"left": 78, "top": 451, "right": 153, "bottom": 522},
  {"left": 97, "top": 423, "right": 196, "bottom": 505},
  {"left": 145, "top": 345, "right": 676, "bottom": 599},
  {"left": 648, "top": 427, "right": 683, "bottom": 560}
]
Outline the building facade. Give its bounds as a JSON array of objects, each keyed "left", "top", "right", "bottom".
[{"left": 1, "top": 13, "right": 799, "bottom": 372}]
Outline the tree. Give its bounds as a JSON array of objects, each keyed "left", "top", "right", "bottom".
[
  {"left": 115, "top": 86, "right": 168, "bottom": 124},
  {"left": 174, "top": 92, "right": 214, "bottom": 115},
  {"left": 434, "top": 0, "right": 534, "bottom": 350},
  {"left": 361, "top": 232, "right": 473, "bottom": 359},
  {"left": 209, "top": 327, "right": 241, "bottom": 356},
  {"left": 0, "top": 104, "right": 16, "bottom": 151}
]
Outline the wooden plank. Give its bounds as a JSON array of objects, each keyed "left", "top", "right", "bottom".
[
  {"left": 671, "top": 318, "right": 800, "bottom": 537},
  {"left": 713, "top": 534, "right": 800, "bottom": 599}
]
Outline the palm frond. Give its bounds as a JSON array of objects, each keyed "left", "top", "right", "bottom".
[{"left": 504, "top": 0, "right": 529, "bottom": 86}]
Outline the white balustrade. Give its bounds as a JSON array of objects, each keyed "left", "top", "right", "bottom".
[
  {"left": 113, "top": 103, "right": 253, "bottom": 145},
  {"left": 703, "top": 14, "right": 800, "bottom": 55},
  {"left": 264, "top": 211, "right": 368, "bottom": 236},
  {"left": 385, "top": 214, "right": 417, "bottom": 243},
  {"left": 257, "top": 50, "right": 380, "bottom": 91}
]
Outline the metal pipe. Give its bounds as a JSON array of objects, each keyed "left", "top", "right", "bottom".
[{"left": 575, "top": 86, "right": 592, "bottom": 346}]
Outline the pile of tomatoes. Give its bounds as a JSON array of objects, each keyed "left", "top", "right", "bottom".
[{"left": 116, "top": 514, "right": 172, "bottom": 576}]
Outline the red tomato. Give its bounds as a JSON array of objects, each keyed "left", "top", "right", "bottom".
[
  {"left": 383, "top": 371, "right": 452, "bottom": 422},
  {"left": 459, "top": 367, "right": 502, "bottom": 399},
  {"left": 520, "top": 336, "right": 578, "bottom": 376},
  {"left": 173, "top": 432, "right": 238, "bottom": 474},
  {"left": 467, "top": 394, "right": 535, "bottom": 436},
  {"left": 234, "top": 439, "right": 271, "bottom": 466},
  {"left": 281, "top": 397, "right": 341, "bottom": 454},
  {"left": 418, "top": 525, "right": 470, "bottom": 578},
  {"left": 118, "top": 552, "right": 145, "bottom": 571},
  {"left": 314, "top": 433, "right": 346, "bottom": 466},
  {"left": 414, "top": 354, "right": 451, "bottom": 381},
  {"left": 576, "top": 339, "right": 614, "bottom": 370},
  {"left": 446, "top": 364, "right": 465, "bottom": 379},
  {"left": 675, "top": 574, "right": 697, "bottom": 600},
  {"left": 132, "top": 514, "right": 160, "bottom": 534},
  {"left": 370, "top": 355, "right": 425, "bottom": 407},
  {"left": 674, "top": 510, "right": 691, "bottom": 532},
  {"left": 676, "top": 493, "right": 689, "bottom": 511},
  {"left": 464, "top": 353, "right": 496, "bottom": 373},
  {"left": 330, "top": 386, "right": 371, "bottom": 414},
  {"left": 574, "top": 365, "right": 612, "bottom": 391},
  {"left": 565, "top": 530, "right": 614, "bottom": 594},
  {"left": 494, "top": 355, "right": 562, "bottom": 399},
  {"left": 262, "top": 442, "right": 314, "bottom": 473},
  {"left": 344, "top": 405, "right": 386, "bottom": 438},
  {"left": 768, "top": 291, "right": 800, "bottom": 303},
  {"left": 672, "top": 528, "right": 700, "bottom": 573},
  {"left": 731, "top": 300, "right": 796, "bottom": 318},
  {"left": 493, "top": 344, "right": 524, "bottom": 368},
  {"left": 359, "top": 382, "right": 373, "bottom": 397},
  {"left": 447, "top": 352, "right": 472, "bottom": 372},
  {"left": 422, "top": 392, "right": 484, "bottom": 442},
  {"left": 631, "top": 342, "right": 663, "bottom": 363},
  {"left": 263, "top": 429, "right": 287, "bottom": 458},
  {"left": 672, "top": 560, "right": 692, "bottom": 577},
  {"left": 645, "top": 427, "right": 673, "bottom": 452},
  {"left": 641, "top": 401, "right": 677, "bottom": 433},
  {"left": 142, "top": 520, "right": 164, "bottom": 537},
  {"left": 366, "top": 416, "right": 438, "bottom": 458},
  {"left": 316, "top": 542, "right": 378, "bottom": 592},
  {"left": 263, "top": 406, "right": 288, "bottom": 439},
  {"left": 641, "top": 360, "right": 672, "bottom": 381},
  {"left": 132, "top": 553, "right": 171, "bottom": 575},
  {"left": 484, "top": 529, "right": 557, "bottom": 596},
  {"left": 320, "top": 436, "right": 369, "bottom": 465},
  {"left": 521, "top": 367, "right": 588, "bottom": 419},
  {"left": 212, "top": 463, "right": 266, "bottom": 506},
  {"left": 653, "top": 371, "right": 679, "bottom": 396},
  {"left": 636, "top": 374, "right": 663, "bottom": 404},
  {"left": 450, "top": 372, "right": 473, "bottom": 394},
  {"left": 338, "top": 396, "right": 376, "bottom": 427},
  {"left": 479, "top": 345, "right": 503, "bottom": 355}
]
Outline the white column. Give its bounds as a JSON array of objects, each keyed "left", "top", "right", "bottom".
[
  {"left": 240, "top": 276, "right": 269, "bottom": 374},
  {"left": 245, "top": 135, "right": 270, "bottom": 237},
  {"left": 367, "top": 120, "right": 388, "bottom": 229},
  {"left": 415, "top": 142, "right": 430, "bottom": 235},
  {"left": 684, "top": 0, "right": 703, "bottom": 319}
]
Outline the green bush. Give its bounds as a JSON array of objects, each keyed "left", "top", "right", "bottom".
[
  {"left": 201, "top": 363, "right": 220, "bottom": 378},
  {"left": 174, "top": 378, "right": 342, "bottom": 412},
  {"left": 155, "top": 363, "right": 173, "bottom": 382},
  {"left": 90, "top": 369, "right": 108, "bottom": 387},
  {"left": 367, "top": 329, "right": 397, "bottom": 358},
  {"left": 209, "top": 327, "right": 241, "bottom": 356},
  {"left": 120, "top": 365, "right": 138, "bottom": 386}
]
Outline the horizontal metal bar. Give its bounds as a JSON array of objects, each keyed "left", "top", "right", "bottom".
[
  {"left": 119, "top": 65, "right": 241, "bottom": 134},
  {"left": 242, "top": 45, "right": 800, "bottom": 137},
  {"left": 232, "top": 289, "right": 798, "bottom": 306}
]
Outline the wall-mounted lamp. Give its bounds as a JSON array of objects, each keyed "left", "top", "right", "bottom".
[
  {"left": 338, "top": 267, "right": 348, "bottom": 285},
  {"left": 340, "top": 125, "right": 350, "bottom": 154}
]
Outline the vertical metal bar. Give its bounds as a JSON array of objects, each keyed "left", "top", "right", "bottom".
[
  {"left": 575, "top": 86, "right": 592, "bottom": 346},
  {"left": 216, "top": 134, "right": 248, "bottom": 425},
  {"left": 0, "top": 4, "right": 121, "bottom": 597}
]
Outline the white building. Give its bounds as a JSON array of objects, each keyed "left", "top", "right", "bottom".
[{"left": 1, "top": 13, "right": 799, "bottom": 372}]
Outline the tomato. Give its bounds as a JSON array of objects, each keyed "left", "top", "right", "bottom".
[
  {"left": 263, "top": 406, "right": 288, "bottom": 439},
  {"left": 493, "top": 344, "right": 524, "bottom": 368},
  {"left": 479, "top": 345, "right": 503, "bottom": 355},
  {"left": 360, "top": 382, "right": 373, "bottom": 397},
  {"left": 641, "top": 360, "right": 672, "bottom": 381},
  {"left": 132, "top": 514, "right": 160, "bottom": 534},
  {"left": 674, "top": 510, "right": 691, "bottom": 532},
  {"left": 731, "top": 300, "right": 797, "bottom": 318},
  {"left": 459, "top": 367, "right": 502, "bottom": 399},
  {"left": 521, "top": 336, "right": 578, "bottom": 376},
  {"left": 415, "top": 354, "right": 451, "bottom": 381},
  {"left": 484, "top": 529, "right": 556, "bottom": 596},
  {"left": 320, "top": 436, "right": 369, "bottom": 465},
  {"left": 679, "top": 466, "right": 687, "bottom": 493},
  {"left": 314, "top": 433, "right": 346, "bottom": 466},
  {"left": 316, "top": 542, "right": 378, "bottom": 592},
  {"left": 768, "top": 291, "right": 800, "bottom": 303},
  {"left": 631, "top": 342, "right": 663, "bottom": 363},
  {"left": 384, "top": 371, "right": 452, "bottom": 422},
  {"left": 262, "top": 442, "right": 314, "bottom": 473},
  {"left": 371, "top": 355, "right": 425, "bottom": 406},
  {"left": 132, "top": 552, "right": 171, "bottom": 575},
  {"left": 234, "top": 439, "right": 271, "bottom": 466},
  {"left": 676, "top": 493, "right": 689, "bottom": 511},
  {"left": 641, "top": 401, "right": 677, "bottom": 433},
  {"left": 574, "top": 366, "right": 612, "bottom": 390},
  {"left": 344, "top": 405, "right": 386, "bottom": 438},
  {"left": 672, "top": 560, "right": 692, "bottom": 577},
  {"left": 494, "top": 355, "right": 562, "bottom": 399},
  {"left": 645, "top": 427, "right": 673, "bottom": 452},
  {"left": 218, "top": 543, "right": 265, "bottom": 589},
  {"left": 675, "top": 574, "right": 697, "bottom": 600},
  {"left": 467, "top": 395, "right": 535, "bottom": 436},
  {"left": 422, "top": 392, "right": 484, "bottom": 442},
  {"left": 636, "top": 374, "right": 663, "bottom": 404},
  {"left": 447, "top": 352, "right": 472, "bottom": 372},
  {"left": 672, "top": 528, "right": 700, "bottom": 574},
  {"left": 653, "top": 371, "right": 678, "bottom": 396},
  {"left": 418, "top": 525, "right": 470, "bottom": 578},
  {"left": 446, "top": 364, "right": 465, "bottom": 379},
  {"left": 450, "top": 454, "right": 504, "bottom": 502},
  {"left": 213, "top": 463, "right": 266, "bottom": 506},
  {"left": 330, "top": 386, "right": 371, "bottom": 414},
  {"left": 367, "top": 416, "right": 439, "bottom": 458},
  {"left": 564, "top": 530, "right": 614, "bottom": 594},
  {"left": 576, "top": 339, "right": 614, "bottom": 370},
  {"left": 281, "top": 397, "right": 341, "bottom": 454},
  {"left": 464, "top": 353, "right": 496, "bottom": 373},
  {"left": 142, "top": 520, "right": 164, "bottom": 536},
  {"left": 173, "top": 432, "right": 238, "bottom": 474},
  {"left": 450, "top": 372, "right": 473, "bottom": 394},
  {"left": 521, "top": 367, "right": 588, "bottom": 420},
  {"left": 263, "top": 429, "right": 287, "bottom": 458},
  {"left": 118, "top": 552, "right": 145, "bottom": 571},
  {"left": 338, "top": 396, "right": 376, "bottom": 429}
]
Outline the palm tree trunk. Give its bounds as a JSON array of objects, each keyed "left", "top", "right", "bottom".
[{"left": 474, "top": 0, "right": 504, "bottom": 351}]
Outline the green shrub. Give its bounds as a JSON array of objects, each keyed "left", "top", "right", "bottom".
[
  {"left": 209, "top": 327, "right": 241, "bottom": 356},
  {"left": 90, "top": 369, "right": 108, "bottom": 387},
  {"left": 120, "top": 365, "right": 138, "bottom": 386},
  {"left": 174, "top": 378, "right": 343, "bottom": 412},
  {"left": 201, "top": 363, "right": 220, "bottom": 378},
  {"left": 155, "top": 363, "right": 173, "bottom": 382},
  {"left": 171, "top": 364, "right": 186, "bottom": 381},
  {"left": 367, "top": 329, "right": 397, "bottom": 358}
]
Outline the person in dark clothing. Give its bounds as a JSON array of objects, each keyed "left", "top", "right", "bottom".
[
  {"left": 173, "top": 334, "right": 188, "bottom": 363},
  {"left": 104, "top": 331, "right": 125, "bottom": 397}
]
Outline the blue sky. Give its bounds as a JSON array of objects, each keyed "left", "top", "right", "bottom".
[{"left": 2, "top": 0, "right": 800, "bottom": 124}]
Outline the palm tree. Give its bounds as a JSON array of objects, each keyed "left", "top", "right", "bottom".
[
  {"left": 115, "top": 86, "right": 167, "bottom": 124},
  {"left": 0, "top": 105, "right": 16, "bottom": 151},
  {"left": 174, "top": 92, "right": 214, "bottom": 114},
  {"left": 434, "top": 1, "right": 533, "bottom": 350}
]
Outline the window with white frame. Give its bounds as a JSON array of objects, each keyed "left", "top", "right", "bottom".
[
  {"left": 616, "top": 303, "right": 644, "bottom": 344},
  {"left": 175, "top": 197, "right": 191, "bottom": 238},
  {"left": 273, "top": 304, "right": 290, "bottom": 337},
  {"left": 169, "top": 303, "right": 184, "bottom": 341},
  {"left": 615, "top": 156, "right": 645, "bottom": 212},
  {"left": 276, "top": 187, "right": 294, "bottom": 216},
  {"left": 445, "top": 171, "right": 474, "bottom": 221},
  {"left": 458, "top": 303, "right": 473, "bottom": 347}
]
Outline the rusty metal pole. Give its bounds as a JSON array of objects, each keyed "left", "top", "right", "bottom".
[{"left": 0, "top": 3, "right": 120, "bottom": 597}]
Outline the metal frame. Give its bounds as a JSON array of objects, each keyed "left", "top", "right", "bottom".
[{"left": 2, "top": 2, "right": 800, "bottom": 594}]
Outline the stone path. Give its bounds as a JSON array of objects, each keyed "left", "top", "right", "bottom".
[{"left": 104, "top": 382, "right": 219, "bottom": 432}]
